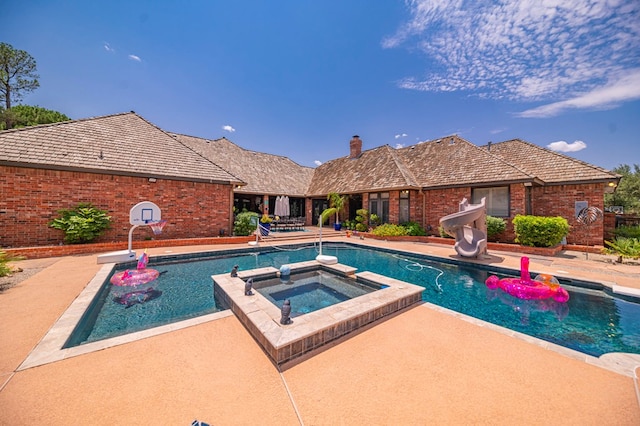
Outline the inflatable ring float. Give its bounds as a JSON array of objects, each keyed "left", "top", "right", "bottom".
[{"left": 110, "top": 268, "right": 160, "bottom": 286}]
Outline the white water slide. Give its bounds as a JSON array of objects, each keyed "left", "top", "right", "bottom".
[{"left": 439, "top": 198, "right": 487, "bottom": 258}]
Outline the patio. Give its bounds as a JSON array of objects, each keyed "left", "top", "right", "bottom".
[{"left": 1, "top": 236, "right": 639, "bottom": 424}]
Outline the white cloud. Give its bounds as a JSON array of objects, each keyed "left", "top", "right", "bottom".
[
  {"left": 314, "top": 160, "right": 322, "bottom": 166},
  {"left": 489, "top": 127, "right": 506, "bottom": 135},
  {"left": 104, "top": 43, "right": 115, "bottom": 53},
  {"left": 547, "top": 140, "right": 587, "bottom": 152},
  {"left": 222, "top": 125, "right": 235, "bottom": 133},
  {"left": 395, "top": 143, "right": 405, "bottom": 149},
  {"left": 516, "top": 69, "right": 640, "bottom": 117},
  {"left": 384, "top": 0, "right": 640, "bottom": 111},
  {"left": 394, "top": 133, "right": 408, "bottom": 139},
  {"left": 128, "top": 54, "right": 141, "bottom": 62}
]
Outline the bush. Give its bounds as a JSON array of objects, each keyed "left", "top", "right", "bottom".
[
  {"left": 400, "top": 221, "right": 427, "bottom": 236},
  {"left": 512, "top": 215, "right": 569, "bottom": 247},
  {"left": 614, "top": 225, "right": 640, "bottom": 239},
  {"left": 0, "top": 250, "right": 25, "bottom": 277},
  {"left": 439, "top": 225, "right": 453, "bottom": 239},
  {"left": 371, "top": 223, "right": 408, "bottom": 237},
  {"left": 354, "top": 209, "right": 369, "bottom": 232},
  {"left": 486, "top": 216, "right": 506, "bottom": 240},
  {"left": 603, "top": 237, "right": 640, "bottom": 259},
  {"left": 234, "top": 211, "right": 259, "bottom": 236},
  {"left": 49, "top": 203, "right": 111, "bottom": 244}
]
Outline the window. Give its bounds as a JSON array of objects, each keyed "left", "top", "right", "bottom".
[
  {"left": 369, "top": 192, "right": 389, "bottom": 223},
  {"left": 472, "top": 186, "right": 509, "bottom": 217},
  {"left": 399, "top": 190, "right": 410, "bottom": 223}
]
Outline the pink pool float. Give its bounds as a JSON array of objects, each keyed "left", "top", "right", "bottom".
[
  {"left": 110, "top": 250, "right": 159, "bottom": 287},
  {"left": 485, "top": 257, "right": 569, "bottom": 303}
]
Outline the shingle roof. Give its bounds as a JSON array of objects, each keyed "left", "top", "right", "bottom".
[
  {"left": 0, "top": 112, "right": 243, "bottom": 184},
  {"left": 486, "top": 139, "right": 620, "bottom": 184},
  {"left": 172, "top": 133, "right": 313, "bottom": 196},
  {"left": 397, "top": 135, "right": 535, "bottom": 188},
  {"left": 307, "top": 145, "right": 421, "bottom": 196}
]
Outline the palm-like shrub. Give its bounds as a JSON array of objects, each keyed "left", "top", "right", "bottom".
[
  {"left": 603, "top": 237, "right": 640, "bottom": 259},
  {"left": 0, "top": 251, "right": 25, "bottom": 277}
]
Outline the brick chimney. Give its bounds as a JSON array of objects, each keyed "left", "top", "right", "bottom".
[{"left": 349, "top": 135, "right": 362, "bottom": 158}]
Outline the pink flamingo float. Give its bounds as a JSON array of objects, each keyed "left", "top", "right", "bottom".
[{"left": 485, "top": 257, "right": 569, "bottom": 303}]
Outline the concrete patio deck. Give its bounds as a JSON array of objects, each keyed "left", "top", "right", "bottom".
[{"left": 1, "top": 236, "right": 639, "bottom": 425}]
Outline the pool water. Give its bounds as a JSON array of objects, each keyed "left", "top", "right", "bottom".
[
  {"left": 66, "top": 244, "right": 640, "bottom": 357},
  {"left": 254, "top": 270, "right": 377, "bottom": 316}
]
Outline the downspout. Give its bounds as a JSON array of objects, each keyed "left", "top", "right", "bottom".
[{"left": 420, "top": 188, "right": 426, "bottom": 231}]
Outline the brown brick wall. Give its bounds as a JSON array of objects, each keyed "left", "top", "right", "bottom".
[
  {"left": 422, "top": 187, "right": 470, "bottom": 234},
  {"left": 415, "top": 183, "right": 604, "bottom": 245},
  {"left": 1, "top": 165, "right": 233, "bottom": 248},
  {"left": 531, "top": 183, "right": 605, "bottom": 245},
  {"left": 603, "top": 212, "right": 616, "bottom": 242}
]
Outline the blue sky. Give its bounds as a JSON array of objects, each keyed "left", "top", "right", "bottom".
[{"left": 4, "top": 0, "right": 639, "bottom": 170}]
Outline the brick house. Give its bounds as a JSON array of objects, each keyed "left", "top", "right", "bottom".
[
  {"left": 0, "top": 112, "right": 244, "bottom": 247},
  {"left": 1, "top": 113, "right": 620, "bottom": 248},
  {"left": 308, "top": 135, "right": 620, "bottom": 246}
]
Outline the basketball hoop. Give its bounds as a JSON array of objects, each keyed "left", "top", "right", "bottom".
[{"left": 148, "top": 220, "right": 167, "bottom": 235}]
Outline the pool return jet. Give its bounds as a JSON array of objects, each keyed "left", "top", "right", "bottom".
[{"left": 97, "top": 201, "right": 167, "bottom": 264}]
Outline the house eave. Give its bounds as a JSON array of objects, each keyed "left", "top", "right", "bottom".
[{"left": 0, "top": 161, "right": 244, "bottom": 186}]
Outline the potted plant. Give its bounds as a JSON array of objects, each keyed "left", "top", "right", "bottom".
[
  {"left": 323, "top": 192, "right": 347, "bottom": 231},
  {"left": 260, "top": 213, "right": 273, "bottom": 236}
]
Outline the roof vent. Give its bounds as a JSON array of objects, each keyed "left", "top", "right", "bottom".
[
  {"left": 449, "top": 137, "right": 455, "bottom": 145},
  {"left": 487, "top": 141, "right": 492, "bottom": 152}
]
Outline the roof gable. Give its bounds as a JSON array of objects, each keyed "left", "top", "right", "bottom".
[
  {"left": 486, "top": 139, "right": 620, "bottom": 184},
  {"left": 396, "top": 136, "right": 534, "bottom": 188},
  {"left": 172, "top": 133, "right": 313, "bottom": 196},
  {"left": 307, "top": 145, "right": 419, "bottom": 195},
  {"left": 0, "top": 112, "right": 243, "bottom": 184}
]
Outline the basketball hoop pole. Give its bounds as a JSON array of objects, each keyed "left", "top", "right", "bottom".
[
  {"left": 128, "top": 225, "right": 140, "bottom": 254},
  {"left": 97, "top": 201, "right": 163, "bottom": 264}
]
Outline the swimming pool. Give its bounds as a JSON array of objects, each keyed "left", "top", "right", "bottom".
[
  {"left": 253, "top": 269, "right": 379, "bottom": 316},
  {"left": 66, "top": 243, "right": 640, "bottom": 357}
]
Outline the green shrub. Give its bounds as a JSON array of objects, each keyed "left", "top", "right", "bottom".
[
  {"left": 355, "top": 223, "right": 367, "bottom": 232},
  {"left": 369, "top": 213, "right": 381, "bottom": 227},
  {"left": 439, "top": 225, "right": 454, "bottom": 239},
  {"left": 486, "top": 216, "right": 506, "bottom": 240},
  {"left": 371, "top": 223, "right": 408, "bottom": 237},
  {"left": 354, "top": 209, "right": 369, "bottom": 231},
  {"left": 49, "top": 203, "right": 111, "bottom": 244},
  {"left": 0, "top": 251, "right": 25, "bottom": 277},
  {"left": 512, "top": 215, "right": 569, "bottom": 247},
  {"left": 614, "top": 225, "right": 640, "bottom": 239},
  {"left": 234, "top": 211, "right": 259, "bottom": 236},
  {"left": 400, "top": 221, "right": 426, "bottom": 236},
  {"left": 603, "top": 237, "right": 640, "bottom": 259}
]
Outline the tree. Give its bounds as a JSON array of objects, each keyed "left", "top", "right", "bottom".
[
  {"left": 0, "top": 42, "right": 40, "bottom": 120},
  {"left": 321, "top": 192, "right": 347, "bottom": 225},
  {"left": 0, "top": 105, "right": 70, "bottom": 130},
  {"left": 605, "top": 164, "right": 640, "bottom": 214}
]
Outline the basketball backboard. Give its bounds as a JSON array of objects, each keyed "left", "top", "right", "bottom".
[{"left": 130, "top": 201, "right": 161, "bottom": 225}]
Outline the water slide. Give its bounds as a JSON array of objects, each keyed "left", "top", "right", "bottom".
[{"left": 439, "top": 198, "right": 487, "bottom": 258}]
